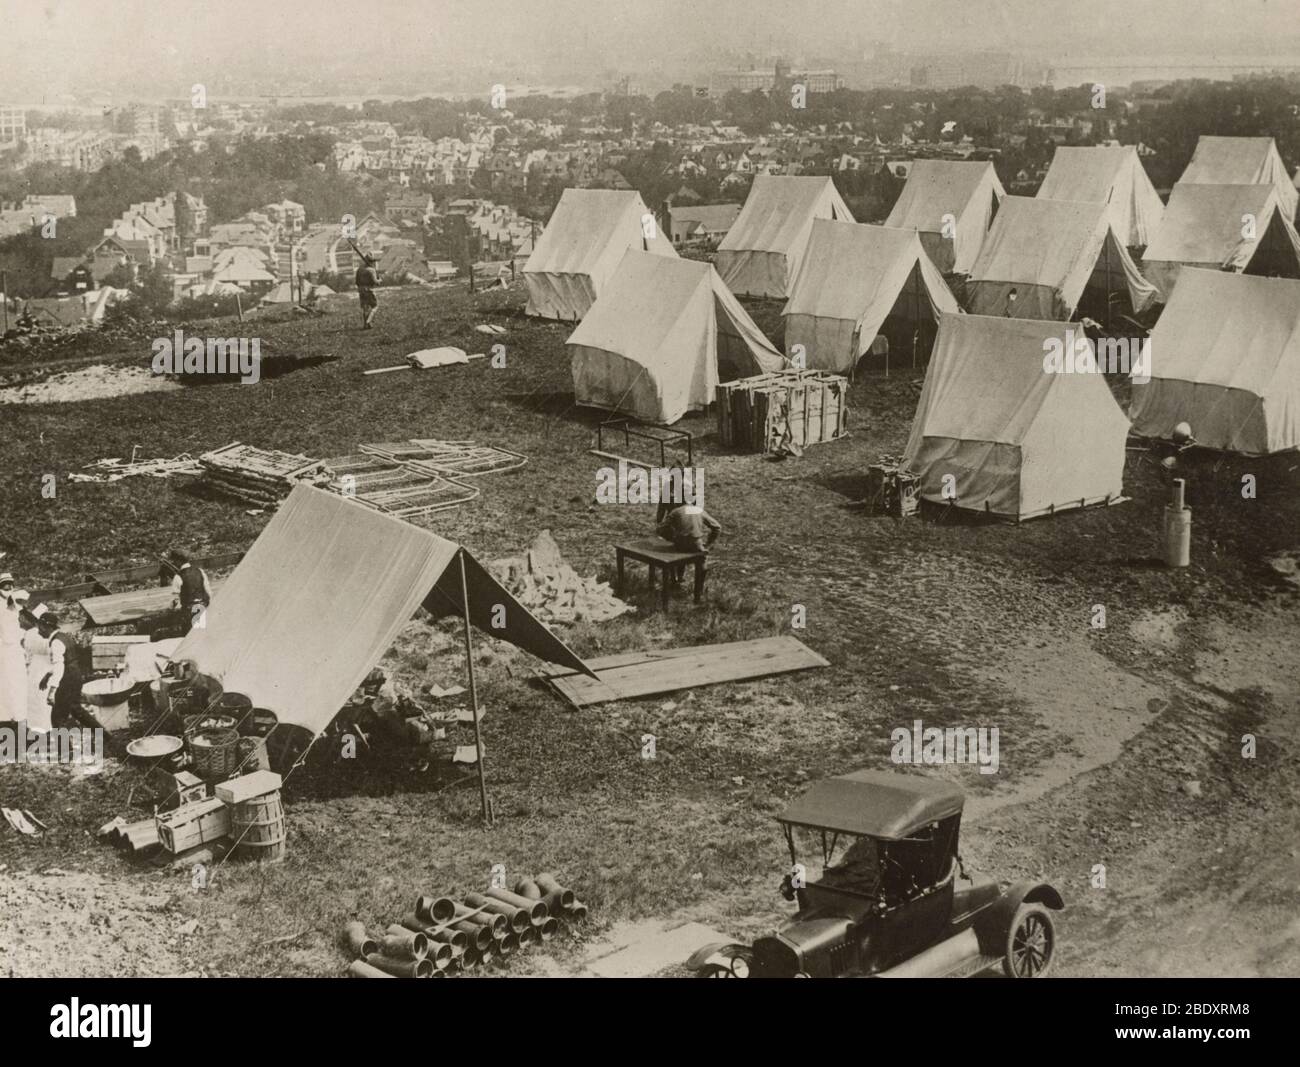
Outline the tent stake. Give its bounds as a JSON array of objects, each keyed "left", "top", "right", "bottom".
[{"left": 458, "top": 551, "right": 493, "bottom": 825}]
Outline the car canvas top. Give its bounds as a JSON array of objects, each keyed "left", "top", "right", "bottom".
[{"left": 779, "top": 770, "right": 964, "bottom": 841}]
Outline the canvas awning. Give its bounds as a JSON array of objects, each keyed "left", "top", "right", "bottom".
[
  {"left": 174, "top": 485, "right": 590, "bottom": 738},
  {"left": 966, "top": 196, "right": 1158, "bottom": 320},
  {"left": 782, "top": 220, "right": 959, "bottom": 372},
  {"left": 715, "top": 175, "right": 854, "bottom": 298},
  {"left": 884, "top": 159, "right": 1005, "bottom": 274},
  {"left": 1130, "top": 268, "right": 1300, "bottom": 454},
  {"left": 568, "top": 251, "right": 784, "bottom": 423},
  {"left": 523, "top": 188, "right": 676, "bottom": 320},
  {"left": 1178, "top": 135, "right": 1298, "bottom": 221},
  {"left": 779, "top": 770, "right": 964, "bottom": 841},
  {"left": 1035, "top": 145, "right": 1165, "bottom": 249}
]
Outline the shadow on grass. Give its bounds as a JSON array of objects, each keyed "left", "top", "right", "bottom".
[{"left": 174, "top": 354, "right": 340, "bottom": 386}]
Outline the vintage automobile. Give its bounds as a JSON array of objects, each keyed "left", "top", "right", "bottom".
[{"left": 688, "top": 770, "right": 1062, "bottom": 978}]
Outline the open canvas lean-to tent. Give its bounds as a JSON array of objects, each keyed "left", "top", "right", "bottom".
[
  {"left": 174, "top": 485, "right": 591, "bottom": 742},
  {"left": 965, "top": 196, "right": 1159, "bottom": 321},
  {"left": 523, "top": 188, "right": 676, "bottom": 320},
  {"left": 1140, "top": 183, "right": 1300, "bottom": 300},
  {"left": 714, "top": 175, "right": 854, "bottom": 298},
  {"left": 883, "top": 159, "right": 1005, "bottom": 275},
  {"left": 1130, "top": 268, "right": 1300, "bottom": 455},
  {"left": 568, "top": 251, "right": 785, "bottom": 424},
  {"left": 903, "top": 313, "right": 1131, "bottom": 520},
  {"left": 781, "top": 220, "right": 959, "bottom": 373},
  {"left": 1035, "top": 145, "right": 1165, "bottom": 250},
  {"left": 1178, "top": 136, "right": 1298, "bottom": 222}
]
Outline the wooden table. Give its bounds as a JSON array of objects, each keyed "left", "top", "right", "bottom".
[{"left": 615, "top": 539, "right": 707, "bottom": 611}]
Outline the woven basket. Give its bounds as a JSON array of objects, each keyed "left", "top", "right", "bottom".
[{"left": 189, "top": 727, "right": 240, "bottom": 781}]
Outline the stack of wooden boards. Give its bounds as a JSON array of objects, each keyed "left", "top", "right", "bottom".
[
  {"left": 716, "top": 369, "right": 849, "bottom": 453},
  {"left": 199, "top": 443, "right": 332, "bottom": 507}
]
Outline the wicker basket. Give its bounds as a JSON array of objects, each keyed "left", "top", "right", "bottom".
[{"left": 189, "top": 727, "right": 240, "bottom": 782}]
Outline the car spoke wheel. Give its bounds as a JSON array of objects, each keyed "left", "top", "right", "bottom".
[
  {"left": 698, "top": 963, "right": 738, "bottom": 978},
  {"left": 1002, "top": 903, "right": 1055, "bottom": 978}
]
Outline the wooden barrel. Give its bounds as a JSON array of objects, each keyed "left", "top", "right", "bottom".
[
  {"left": 241, "top": 707, "right": 278, "bottom": 738},
  {"left": 232, "top": 790, "right": 286, "bottom": 862}
]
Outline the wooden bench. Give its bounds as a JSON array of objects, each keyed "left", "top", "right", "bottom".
[{"left": 615, "top": 539, "right": 707, "bottom": 611}]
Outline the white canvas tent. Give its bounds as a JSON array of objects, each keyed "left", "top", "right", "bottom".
[
  {"left": 1178, "top": 136, "right": 1297, "bottom": 221},
  {"left": 523, "top": 188, "right": 676, "bottom": 320},
  {"left": 903, "top": 313, "right": 1131, "bottom": 520},
  {"left": 1035, "top": 145, "right": 1165, "bottom": 250},
  {"left": 1140, "top": 183, "right": 1300, "bottom": 300},
  {"left": 1130, "top": 269, "right": 1300, "bottom": 455},
  {"left": 174, "top": 485, "right": 590, "bottom": 742},
  {"left": 966, "top": 196, "right": 1158, "bottom": 320},
  {"left": 715, "top": 175, "right": 854, "bottom": 298},
  {"left": 782, "top": 220, "right": 959, "bottom": 373},
  {"left": 568, "top": 251, "right": 785, "bottom": 424},
  {"left": 884, "top": 160, "right": 1005, "bottom": 274}
]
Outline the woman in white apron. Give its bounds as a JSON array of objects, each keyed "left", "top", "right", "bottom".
[
  {"left": 0, "top": 579, "right": 28, "bottom": 725},
  {"left": 23, "top": 604, "right": 53, "bottom": 735}
]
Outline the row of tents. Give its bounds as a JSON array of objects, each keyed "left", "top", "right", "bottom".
[{"left": 523, "top": 137, "right": 1299, "bottom": 323}]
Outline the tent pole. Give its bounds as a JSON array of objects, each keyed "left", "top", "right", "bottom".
[{"left": 458, "top": 550, "right": 492, "bottom": 825}]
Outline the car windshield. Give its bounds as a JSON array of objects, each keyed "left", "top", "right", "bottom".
[{"left": 786, "top": 827, "right": 882, "bottom": 893}]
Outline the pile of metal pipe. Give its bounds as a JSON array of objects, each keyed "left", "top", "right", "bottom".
[{"left": 343, "top": 872, "right": 587, "bottom": 977}]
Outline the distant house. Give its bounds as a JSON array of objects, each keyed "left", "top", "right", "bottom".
[
  {"left": 667, "top": 203, "right": 742, "bottom": 247},
  {"left": 51, "top": 258, "right": 95, "bottom": 292},
  {"left": 88, "top": 235, "right": 150, "bottom": 283},
  {"left": 384, "top": 190, "right": 435, "bottom": 224}
]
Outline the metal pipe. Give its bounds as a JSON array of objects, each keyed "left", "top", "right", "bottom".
[
  {"left": 464, "top": 891, "right": 530, "bottom": 932},
  {"left": 381, "top": 926, "right": 427, "bottom": 960},
  {"left": 541, "top": 890, "right": 567, "bottom": 917},
  {"left": 567, "top": 900, "right": 589, "bottom": 922},
  {"left": 427, "top": 942, "right": 454, "bottom": 970},
  {"left": 460, "top": 946, "right": 481, "bottom": 971},
  {"left": 342, "top": 921, "right": 377, "bottom": 958},
  {"left": 365, "top": 953, "right": 433, "bottom": 978},
  {"left": 537, "top": 917, "right": 558, "bottom": 941},
  {"left": 346, "top": 959, "right": 394, "bottom": 978},
  {"left": 514, "top": 877, "right": 542, "bottom": 900},
  {"left": 415, "top": 895, "right": 458, "bottom": 923},
  {"left": 535, "top": 873, "right": 574, "bottom": 908},
  {"left": 495, "top": 931, "right": 519, "bottom": 957},
  {"left": 518, "top": 926, "right": 537, "bottom": 948},
  {"left": 486, "top": 887, "right": 548, "bottom": 924},
  {"left": 453, "top": 920, "right": 494, "bottom": 951},
  {"left": 430, "top": 927, "right": 469, "bottom": 954},
  {"left": 453, "top": 902, "right": 508, "bottom": 936}
]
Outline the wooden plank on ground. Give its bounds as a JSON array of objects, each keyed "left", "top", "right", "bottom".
[{"left": 543, "top": 636, "right": 828, "bottom": 708}]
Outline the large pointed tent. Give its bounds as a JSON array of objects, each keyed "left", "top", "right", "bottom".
[
  {"left": 1140, "top": 183, "right": 1300, "bottom": 299},
  {"left": 568, "top": 251, "right": 785, "bottom": 424},
  {"left": 715, "top": 175, "right": 853, "bottom": 298},
  {"left": 523, "top": 188, "right": 676, "bottom": 320},
  {"left": 1178, "top": 136, "right": 1297, "bottom": 221},
  {"left": 966, "top": 196, "right": 1158, "bottom": 320},
  {"left": 884, "top": 160, "right": 1005, "bottom": 274},
  {"left": 1130, "top": 269, "right": 1300, "bottom": 455},
  {"left": 903, "top": 313, "right": 1131, "bottom": 520},
  {"left": 174, "top": 485, "right": 590, "bottom": 741},
  {"left": 1035, "top": 145, "right": 1165, "bottom": 250},
  {"left": 782, "top": 220, "right": 959, "bottom": 373}
]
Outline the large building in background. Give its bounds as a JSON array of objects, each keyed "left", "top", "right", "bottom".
[
  {"left": 0, "top": 106, "right": 26, "bottom": 147},
  {"left": 711, "top": 58, "right": 844, "bottom": 97}
]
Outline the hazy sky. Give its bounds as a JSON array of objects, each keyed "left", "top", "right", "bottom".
[{"left": 2, "top": 0, "right": 1297, "bottom": 94}]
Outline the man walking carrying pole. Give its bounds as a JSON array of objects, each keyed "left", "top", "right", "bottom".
[{"left": 355, "top": 251, "right": 380, "bottom": 330}]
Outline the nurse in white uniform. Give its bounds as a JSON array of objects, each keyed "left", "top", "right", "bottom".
[{"left": 0, "top": 574, "right": 29, "bottom": 726}]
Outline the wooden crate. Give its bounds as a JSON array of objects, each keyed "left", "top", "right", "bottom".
[
  {"left": 156, "top": 797, "right": 230, "bottom": 854},
  {"left": 90, "top": 634, "right": 151, "bottom": 672},
  {"left": 866, "top": 461, "right": 919, "bottom": 517},
  {"left": 717, "top": 370, "right": 848, "bottom": 453}
]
